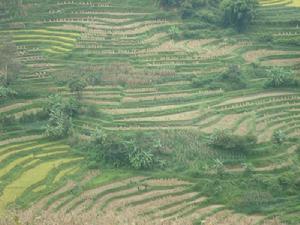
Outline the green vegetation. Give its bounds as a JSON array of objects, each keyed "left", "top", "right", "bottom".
[
  {"left": 221, "top": 0, "right": 258, "bottom": 31},
  {"left": 0, "top": 0, "right": 299, "bottom": 224},
  {"left": 159, "top": 0, "right": 259, "bottom": 33},
  {"left": 264, "top": 67, "right": 299, "bottom": 88},
  {"left": 208, "top": 129, "right": 257, "bottom": 153},
  {"left": 75, "top": 129, "right": 164, "bottom": 170},
  {"left": 44, "top": 95, "right": 79, "bottom": 139}
]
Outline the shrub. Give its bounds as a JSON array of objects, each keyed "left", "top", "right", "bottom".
[
  {"left": 79, "top": 130, "right": 163, "bottom": 170},
  {"left": 272, "top": 130, "right": 287, "bottom": 145},
  {"left": 0, "top": 114, "right": 16, "bottom": 127},
  {"left": 68, "top": 78, "right": 87, "bottom": 99},
  {"left": 208, "top": 129, "right": 257, "bottom": 153},
  {"left": 220, "top": 64, "right": 247, "bottom": 89},
  {"left": 192, "top": 65, "right": 247, "bottom": 90},
  {"left": 0, "top": 86, "right": 17, "bottom": 99},
  {"left": 264, "top": 67, "right": 299, "bottom": 88},
  {"left": 168, "top": 26, "right": 180, "bottom": 39}
]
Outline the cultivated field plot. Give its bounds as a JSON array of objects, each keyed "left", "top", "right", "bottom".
[{"left": 0, "top": 0, "right": 299, "bottom": 224}]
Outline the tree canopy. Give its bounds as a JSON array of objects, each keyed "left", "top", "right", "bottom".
[{"left": 221, "top": 0, "right": 258, "bottom": 31}]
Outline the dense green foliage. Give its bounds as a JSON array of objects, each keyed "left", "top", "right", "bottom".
[
  {"left": 208, "top": 129, "right": 257, "bottom": 153},
  {"left": 159, "top": 0, "right": 258, "bottom": 32},
  {"left": 0, "top": 0, "right": 299, "bottom": 223},
  {"left": 75, "top": 130, "right": 164, "bottom": 170},
  {"left": 192, "top": 64, "right": 247, "bottom": 90},
  {"left": 264, "top": 67, "right": 299, "bottom": 88},
  {"left": 44, "top": 95, "right": 80, "bottom": 139},
  {"left": 220, "top": 0, "right": 258, "bottom": 31}
]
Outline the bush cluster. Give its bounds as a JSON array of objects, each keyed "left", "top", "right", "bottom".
[
  {"left": 192, "top": 64, "right": 247, "bottom": 90},
  {"left": 264, "top": 67, "right": 299, "bottom": 89},
  {"left": 159, "top": 0, "right": 258, "bottom": 32},
  {"left": 208, "top": 129, "right": 257, "bottom": 153},
  {"left": 44, "top": 94, "right": 80, "bottom": 139},
  {"left": 76, "top": 129, "right": 165, "bottom": 170}
]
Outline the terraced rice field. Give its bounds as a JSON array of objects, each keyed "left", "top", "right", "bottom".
[{"left": 0, "top": 0, "right": 299, "bottom": 224}]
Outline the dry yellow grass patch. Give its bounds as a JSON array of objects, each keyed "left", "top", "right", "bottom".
[
  {"left": 124, "top": 87, "right": 157, "bottom": 93},
  {"left": 83, "top": 99, "right": 120, "bottom": 106},
  {"left": 126, "top": 192, "right": 199, "bottom": 217},
  {"left": 154, "top": 196, "right": 207, "bottom": 220},
  {"left": 261, "top": 58, "right": 300, "bottom": 66},
  {"left": 176, "top": 204, "right": 223, "bottom": 223},
  {"left": 0, "top": 101, "right": 33, "bottom": 113},
  {"left": 83, "top": 93, "right": 121, "bottom": 99},
  {"left": 234, "top": 119, "right": 251, "bottom": 136},
  {"left": 203, "top": 210, "right": 263, "bottom": 225},
  {"left": 258, "top": 123, "right": 285, "bottom": 143},
  {"left": 1, "top": 209, "right": 191, "bottom": 225},
  {"left": 107, "top": 126, "right": 199, "bottom": 131},
  {"left": 104, "top": 187, "right": 187, "bottom": 212},
  {"left": 143, "top": 32, "right": 169, "bottom": 44},
  {"left": 201, "top": 114, "right": 244, "bottom": 133},
  {"left": 105, "top": 106, "right": 160, "bottom": 115},
  {"left": 195, "top": 114, "right": 219, "bottom": 126},
  {"left": 116, "top": 110, "right": 200, "bottom": 122},
  {"left": 99, "top": 18, "right": 132, "bottom": 23},
  {"left": 90, "top": 22, "right": 178, "bottom": 35},
  {"left": 243, "top": 49, "right": 300, "bottom": 63},
  {"left": 217, "top": 92, "right": 296, "bottom": 106},
  {"left": 0, "top": 135, "right": 43, "bottom": 147},
  {"left": 59, "top": 177, "right": 145, "bottom": 213},
  {"left": 144, "top": 178, "right": 191, "bottom": 186},
  {"left": 185, "top": 39, "right": 216, "bottom": 50},
  {"left": 122, "top": 92, "right": 194, "bottom": 103},
  {"left": 13, "top": 108, "right": 43, "bottom": 119}
]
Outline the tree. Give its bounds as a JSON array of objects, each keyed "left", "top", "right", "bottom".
[
  {"left": 68, "top": 78, "right": 87, "bottom": 99},
  {"left": 208, "top": 129, "right": 257, "bottom": 152},
  {"left": 168, "top": 26, "right": 180, "bottom": 39},
  {"left": 44, "top": 95, "right": 79, "bottom": 139},
  {"left": 45, "top": 108, "right": 72, "bottom": 139},
  {"left": 0, "top": 86, "right": 17, "bottom": 100},
  {"left": 45, "top": 94, "right": 80, "bottom": 117},
  {"left": 220, "top": 64, "right": 247, "bottom": 89},
  {"left": 0, "top": 37, "right": 21, "bottom": 86},
  {"left": 220, "top": 0, "right": 258, "bottom": 32}
]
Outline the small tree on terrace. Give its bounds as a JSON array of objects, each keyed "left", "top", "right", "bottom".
[
  {"left": 44, "top": 94, "right": 80, "bottom": 139},
  {"left": 221, "top": 0, "right": 258, "bottom": 32},
  {"left": 68, "top": 78, "right": 87, "bottom": 99}
]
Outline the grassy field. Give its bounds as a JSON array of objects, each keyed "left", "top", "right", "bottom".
[{"left": 0, "top": 0, "right": 299, "bottom": 224}]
